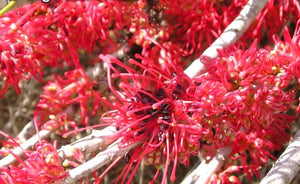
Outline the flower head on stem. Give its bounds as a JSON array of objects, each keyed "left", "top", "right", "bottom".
[{"left": 99, "top": 54, "right": 208, "bottom": 183}]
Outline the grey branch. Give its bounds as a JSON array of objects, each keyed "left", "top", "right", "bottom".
[
  {"left": 0, "top": 129, "right": 51, "bottom": 167},
  {"left": 57, "top": 126, "right": 117, "bottom": 161},
  {"left": 181, "top": 147, "right": 231, "bottom": 184},
  {"left": 184, "top": 0, "right": 268, "bottom": 78},
  {"left": 259, "top": 129, "right": 300, "bottom": 184},
  {"left": 61, "top": 139, "right": 141, "bottom": 184},
  {"left": 16, "top": 121, "right": 36, "bottom": 142}
]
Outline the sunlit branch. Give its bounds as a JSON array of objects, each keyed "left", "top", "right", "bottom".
[
  {"left": 184, "top": 0, "right": 268, "bottom": 78},
  {"left": 181, "top": 147, "right": 231, "bottom": 184},
  {"left": 61, "top": 140, "right": 141, "bottom": 184},
  {"left": 259, "top": 129, "right": 300, "bottom": 184},
  {"left": 57, "top": 126, "right": 117, "bottom": 161},
  {"left": 0, "top": 129, "right": 51, "bottom": 167}
]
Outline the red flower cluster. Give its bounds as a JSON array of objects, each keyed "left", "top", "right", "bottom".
[
  {"left": 1, "top": 0, "right": 300, "bottom": 97},
  {"left": 99, "top": 54, "right": 208, "bottom": 183},
  {"left": 241, "top": 0, "right": 300, "bottom": 44},
  {"left": 0, "top": 140, "right": 66, "bottom": 184},
  {"left": 0, "top": 1, "right": 300, "bottom": 183},
  {"left": 190, "top": 22, "right": 300, "bottom": 182},
  {"left": 34, "top": 68, "right": 99, "bottom": 134},
  {"left": 97, "top": 25, "right": 300, "bottom": 181},
  {"left": 0, "top": 0, "right": 148, "bottom": 97},
  {"left": 158, "top": 0, "right": 300, "bottom": 56}
]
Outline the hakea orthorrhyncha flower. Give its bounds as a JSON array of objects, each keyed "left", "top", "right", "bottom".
[
  {"left": 208, "top": 165, "right": 242, "bottom": 184},
  {"left": 34, "top": 68, "right": 101, "bottom": 134},
  {"left": 0, "top": 0, "right": 148, "bottom": 97},
  {"left": 214, "top": 115, "right": 294, "bottom": 184},
  {"left": 191, "top": 40, "right": 294, "bottom": 136},
  {"left": 95, "top": 24, "right": 300, "bottom": 182},
  {"left": 271, "top": 20, "right": 300, "bottom": 101},
  {"left": 186, "top": 28, "right": 300, "bottom": 181},
  {"left": 98, "top": 54, "right": 209, "bottom": 183},
  {"left": 0, "top": 137, "right": 67, "bottom": 184}
]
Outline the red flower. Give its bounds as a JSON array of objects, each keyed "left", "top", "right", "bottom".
[
  {"left": 187, "top": 29, "right": 299, "bottom": 181},
  {"left": 0, "top": 140, "right": 67, "bottom": 184},
  {"left": 0, "top": 0, "right": 149, "bottom": 97},
  {"left": 98, "top": 54, "right": 208, "bottom": 183},
  {"left": 192, "top": 41, "right": 294, "bottom": 133},
  {"left": 231, "top": 131, "right": 280, "bottom": 180},
  {"left": 34, "top": 68, "right": 98, "bottom": 134}
]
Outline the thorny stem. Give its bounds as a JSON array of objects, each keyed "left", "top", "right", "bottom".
[
  {"left": 184, "top": 0, "right": 268, "bottom": 78},
  {"left": 259, "top": 129, "right": 300, "bottom": 184}
]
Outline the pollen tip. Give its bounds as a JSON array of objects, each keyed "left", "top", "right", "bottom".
[
  {"left": 152, "top": 104, "right": 159, "bottom": 109},
  {"left": 126, "top": 111, "right": 133, "bottom": 116}
]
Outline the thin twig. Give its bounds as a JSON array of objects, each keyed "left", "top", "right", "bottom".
[
  {"left": 184, "top": 0, "right": 268, "bottom": 78},
  {"left": 139, "top": 158, "right": 145, "bottom": 184},
  {"left": 181, "top": 147, "right": 231, "bottom": 184},
  {"left": 61, "top": 140, "right": 141, "bottom": 184},
  {"left": 0, "top": 103, "right": 79, "bottom": 167},
  {"left": 259, "top": 129, "right": 300, "bottom": 184}
]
